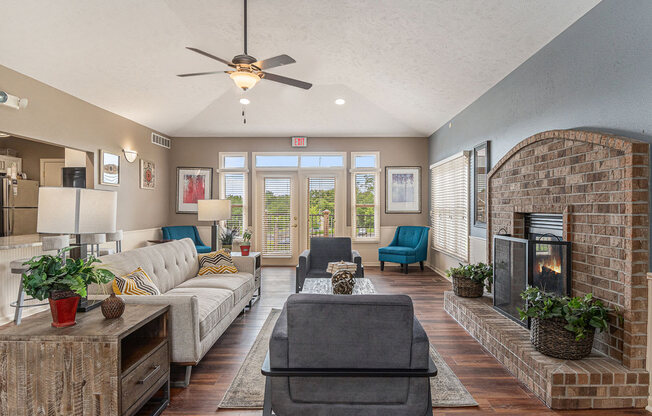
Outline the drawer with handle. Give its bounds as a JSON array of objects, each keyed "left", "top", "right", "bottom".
[{"left": 121, "top": 342, "right": 169, "bottom": 412}]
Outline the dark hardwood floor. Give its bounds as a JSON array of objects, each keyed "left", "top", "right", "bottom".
[{"left": 162, "top": 266, "right": 650, "bottom": 415}]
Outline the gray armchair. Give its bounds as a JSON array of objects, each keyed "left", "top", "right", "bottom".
[
  {"left": 296, "top": 237, "right": 363, "bottom": 293},
  {"left": 263, "top": 294, "right": 436, "bottom": 416}
]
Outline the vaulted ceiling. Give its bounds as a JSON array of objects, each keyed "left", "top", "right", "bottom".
[{"left": 0, "top": 0, "right": 600, "bottom": 137}]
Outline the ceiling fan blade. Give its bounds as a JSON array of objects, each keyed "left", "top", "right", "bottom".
[
  {"left": 253, "top": 54, "right": 296, "bottom": 70},
  {"left": 261, "top": 72, "right": 312, "bottom": 90},
  {"left": 186, "top": 47, "right": 234, "bottom": 67},
  {"left": 177, "top": 70, "right": 225, "bottom": 77}
]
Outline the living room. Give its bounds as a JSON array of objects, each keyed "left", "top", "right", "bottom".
[{"left": 0, "top": 1, "right": 651, "bottom": 415}]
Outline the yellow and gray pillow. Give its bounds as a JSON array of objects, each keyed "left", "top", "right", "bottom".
[
  {"left": 112, "top": 267, "right": 161, "bottom": 296},
  {"left": 198, "top": 249, "right": 238, "bottom": 275}
]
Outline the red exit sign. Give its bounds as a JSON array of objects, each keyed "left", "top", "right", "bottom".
[{"left": 291, "top": 136, "right": 307, "bottom": 147}]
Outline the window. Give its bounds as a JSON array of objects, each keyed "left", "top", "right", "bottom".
[
  {"left": 223, "top": 155, "right": 245, "bottom": 169},
  {"left": 351, "top": 152, "right": 380, "bottom": 241},
  {"left": 262, "top": 178, "right": 292, "bottom": 256},
  {"left": 221, "top": 173, "right": 246, "bottom": 232},
  {"left": 430, "top": 151, "right": 470, "bottom": 261},
  {"left": 255, "top": 155, "right": 299, "bottom": 168},
  {"left": 308, "top": 177, "right": 336, "bottom": 243},
  {"left": 300, "top": 155, "right": 343, "bottom": 168},
  {"left": 219, "top": 152, "right": 248, "bottom": 234}
]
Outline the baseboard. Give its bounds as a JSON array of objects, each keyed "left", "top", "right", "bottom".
[{"left": 431, "top": 264, "right": 450, "bottom": 280}]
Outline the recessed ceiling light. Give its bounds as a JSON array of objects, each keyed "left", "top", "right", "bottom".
[
  {"left": 240, "top": 98, "right": 250, "bottom": 105},
  {"left": 334, "top": 98, "right": 346, "bottom": 105}
]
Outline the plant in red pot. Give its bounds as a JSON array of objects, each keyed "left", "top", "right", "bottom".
[
  {"left": 240, "top": 228, "right": 252, "bottom": 256},
  {"left": 22, "top": 251, "right": 113, "bottom": 328}
]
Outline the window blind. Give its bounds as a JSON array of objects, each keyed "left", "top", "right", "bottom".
[
  {"left": 223, "top": 173, "right": 245, "bottom": 232},
  {"left": 430, "top": 152, "right": 470, "bottom": 261},
  {"left": 262, "top": 178, "right": 292, "bottom": 256},
  {"left": 353, "top": 173, "right": 378, "bottom": 239}
]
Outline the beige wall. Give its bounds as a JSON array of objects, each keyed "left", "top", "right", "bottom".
[
  {"left": 2, "top": 136, "right": 65, "bottom": 182},
  {"left": 0, "top": 64, "right": 170, "bottom": 231},
  {"left": 168, "top": 137, "right": 430, "bottom": 266},
  {"left": 168, "top": 137, "right": 429, "bottom": 226}
]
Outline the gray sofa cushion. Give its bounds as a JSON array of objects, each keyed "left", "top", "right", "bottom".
[
  {"left": 165, "top": 287, "right": 234, "bottom": 340},
  {"left": 176, "top": 273, "right": 255, "bottom": 304},
  {"left": 286, "top": 294, "right": 414, "bottom": 369}
]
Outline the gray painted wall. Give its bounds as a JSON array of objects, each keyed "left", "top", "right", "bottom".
[{"left": 428, "top": 0, "right": 652, "bottom": 257}]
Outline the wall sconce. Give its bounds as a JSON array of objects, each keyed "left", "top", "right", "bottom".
[{"left": 123, "top": 149, "right": 138, "bottom": 163}]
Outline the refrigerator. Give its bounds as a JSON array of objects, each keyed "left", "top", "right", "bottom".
[{"left": 1, "top": 178, "right": 39, "bottom": 236}]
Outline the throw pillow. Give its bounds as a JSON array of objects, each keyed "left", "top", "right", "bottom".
[
  {"left": 112, "top": 267, "right": 161, "bottom": 295},
  {"left": 198, "top": 249, "right": 238, "bottom": 275}
]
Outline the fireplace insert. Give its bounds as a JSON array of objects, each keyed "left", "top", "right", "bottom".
[{"left": 493, "top": 214, "right": 571, "bottom": 327}]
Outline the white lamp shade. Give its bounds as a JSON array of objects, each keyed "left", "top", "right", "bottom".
[
  {"left": 37, "top": 187, "right": 117, "bottom": 234},
  {"left": 198, "top": 199, "right": 231, "bottom": 221}
]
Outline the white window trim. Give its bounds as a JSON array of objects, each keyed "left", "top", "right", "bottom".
[
  {"left": 351, "top": 152, "right": 381, "bottom": 242},
  {"left": 219, "top": 151, "right": 249, "bottom": 172},
  {"left": 219, "top": 152, "right": 248, "bottom": 233},
  {"left": 430, "top": 150, "right": 470, "bottom": 262}
]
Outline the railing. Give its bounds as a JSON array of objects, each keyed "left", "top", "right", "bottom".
[
  {"left": 355, "top": 214, "right": 376, "bottom": 238},
  {"left": 308, "top": 213, "right": 334, "bottom": 239}
]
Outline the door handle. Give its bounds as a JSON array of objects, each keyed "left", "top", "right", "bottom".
[{"left": 291, "top": 224, "right": 298, "bottom": 228}]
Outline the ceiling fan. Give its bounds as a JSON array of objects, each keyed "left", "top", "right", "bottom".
[{"left": 177, "top": 0, "right": 312, "bottom": 91}]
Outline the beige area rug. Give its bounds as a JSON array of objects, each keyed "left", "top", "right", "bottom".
[{"left": 219, "top": 309, "right": 478, "bottom": 409}]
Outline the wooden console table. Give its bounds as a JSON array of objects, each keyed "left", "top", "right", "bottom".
[{"left": 0, "top": 304, "right": 170, "bottom": 416}]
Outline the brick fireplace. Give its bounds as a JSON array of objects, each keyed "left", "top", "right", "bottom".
[{"left": 445, "top": 129, "right": 650, "bottom": 409}]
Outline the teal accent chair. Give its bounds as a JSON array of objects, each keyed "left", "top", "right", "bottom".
[
  {"left": 378, "top": 226, "right": 429, "bottom": 274},
  {"left": 161, "top": 226, "right": 212, "bottom": 254}
]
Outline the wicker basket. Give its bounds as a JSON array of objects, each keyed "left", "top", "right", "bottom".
[
  {"left": 530, "top": 317, "right": 594, "bottom": 360},
  {"left": 452, "top": 274, "right": 484, "bottom": 298}
]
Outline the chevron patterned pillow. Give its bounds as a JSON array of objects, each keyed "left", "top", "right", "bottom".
[
  {"left": 112, "top": 267, "right": 161, "bottom": 296},
  {"left": 198, "top": 249, "right": 238, "bottom": 275}
]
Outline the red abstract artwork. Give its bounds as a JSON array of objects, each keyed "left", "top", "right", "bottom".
[{"left": 183, "top": 174, "right": 206, "bottom": 203}]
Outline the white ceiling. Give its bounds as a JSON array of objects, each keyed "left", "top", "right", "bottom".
[{"left": 0, "top": 0, "right": 600, "bottom": 138}]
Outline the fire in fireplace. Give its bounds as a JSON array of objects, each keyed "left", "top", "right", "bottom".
[{"left": 493, "top": 214, "right": 571, "bottom": 327}]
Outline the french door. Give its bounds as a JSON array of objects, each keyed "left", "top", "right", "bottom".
[
  {"left": 256, "top": 170, "right": 345, "bottom": 265},
  {"left": 257, "top": 173, "right": 299, "bottom": 266}
]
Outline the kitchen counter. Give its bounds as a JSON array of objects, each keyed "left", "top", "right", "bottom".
[{"left": 0, "top": 234, "right": 48, "bottom": 250}]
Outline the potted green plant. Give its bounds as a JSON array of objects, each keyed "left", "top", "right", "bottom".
[
  {"left": 22, "top": 253, "right": 114, "bottom": 328},
  {"left": 518, "top": 286, "right": 610, "bottom": 360},
  {"left": 240, "top": 228, "right": 252, "bottom": 256},
  {"left": 446, "top": 262, "right": 493, "bottom": 298},
  {"left": 220, "top": 227, "right": 238, "bottom": 251}
]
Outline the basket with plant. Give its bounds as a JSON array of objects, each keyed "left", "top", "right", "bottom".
[
  {"left": 518, "top": 286, "right": 610, "bottom": 360},
  {"left": 446, "top": 262, "right": 493, "bottom": 298}
]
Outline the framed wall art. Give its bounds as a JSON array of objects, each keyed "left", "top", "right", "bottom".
[
  {"left": 473, "top": 141, "right": 489, "bottom": 227},
  {"left": 385, "top": 166, "right": 421, "bottom": 214},
  {"left": 176, "top": 167, "right": 213, "bottom": 213},
  {"left": 140, "top": 159, "right": 156, "bottom": 190},
  {"left": 99, "top": 150, "right": 120, "bottom": 186}
]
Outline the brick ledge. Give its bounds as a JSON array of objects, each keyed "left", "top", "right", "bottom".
[{"left": 444, "top": 291, "right": 648, "bottom": 409}]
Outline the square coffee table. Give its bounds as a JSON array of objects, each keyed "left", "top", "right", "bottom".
[{"left": 301, "top": 278, "right": 376, "bottom": 294}]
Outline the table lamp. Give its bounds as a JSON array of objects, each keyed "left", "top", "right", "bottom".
[
  {"left": 37, "top": 187, "right": 118, "bottom": 311},
  {"left": 198, "top": 199, "right": 231, "bottom": 252}
]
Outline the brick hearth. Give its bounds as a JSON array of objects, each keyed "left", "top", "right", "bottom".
[{"left": 444, "top": 292, "right": 649, "bottom": 410}]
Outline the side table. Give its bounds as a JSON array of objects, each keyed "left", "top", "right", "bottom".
[
  {"left": 0, "top": 304, "right": 170, "bottom": 416},
  {"left": 232, "top": 251, "right": 262, "bottom": 306}
]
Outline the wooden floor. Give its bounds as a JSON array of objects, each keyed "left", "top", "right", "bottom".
[{"left": 161, "top": 266, "right": 650, "bottom": 416}]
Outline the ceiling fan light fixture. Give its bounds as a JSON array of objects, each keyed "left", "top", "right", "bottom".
[{"left": 230, "top": 71, "right": 260, "bottom": 90}]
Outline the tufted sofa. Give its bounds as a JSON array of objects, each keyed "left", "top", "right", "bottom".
[{"left": 90, "top": 238, "right": 256, "bottom": 385}]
